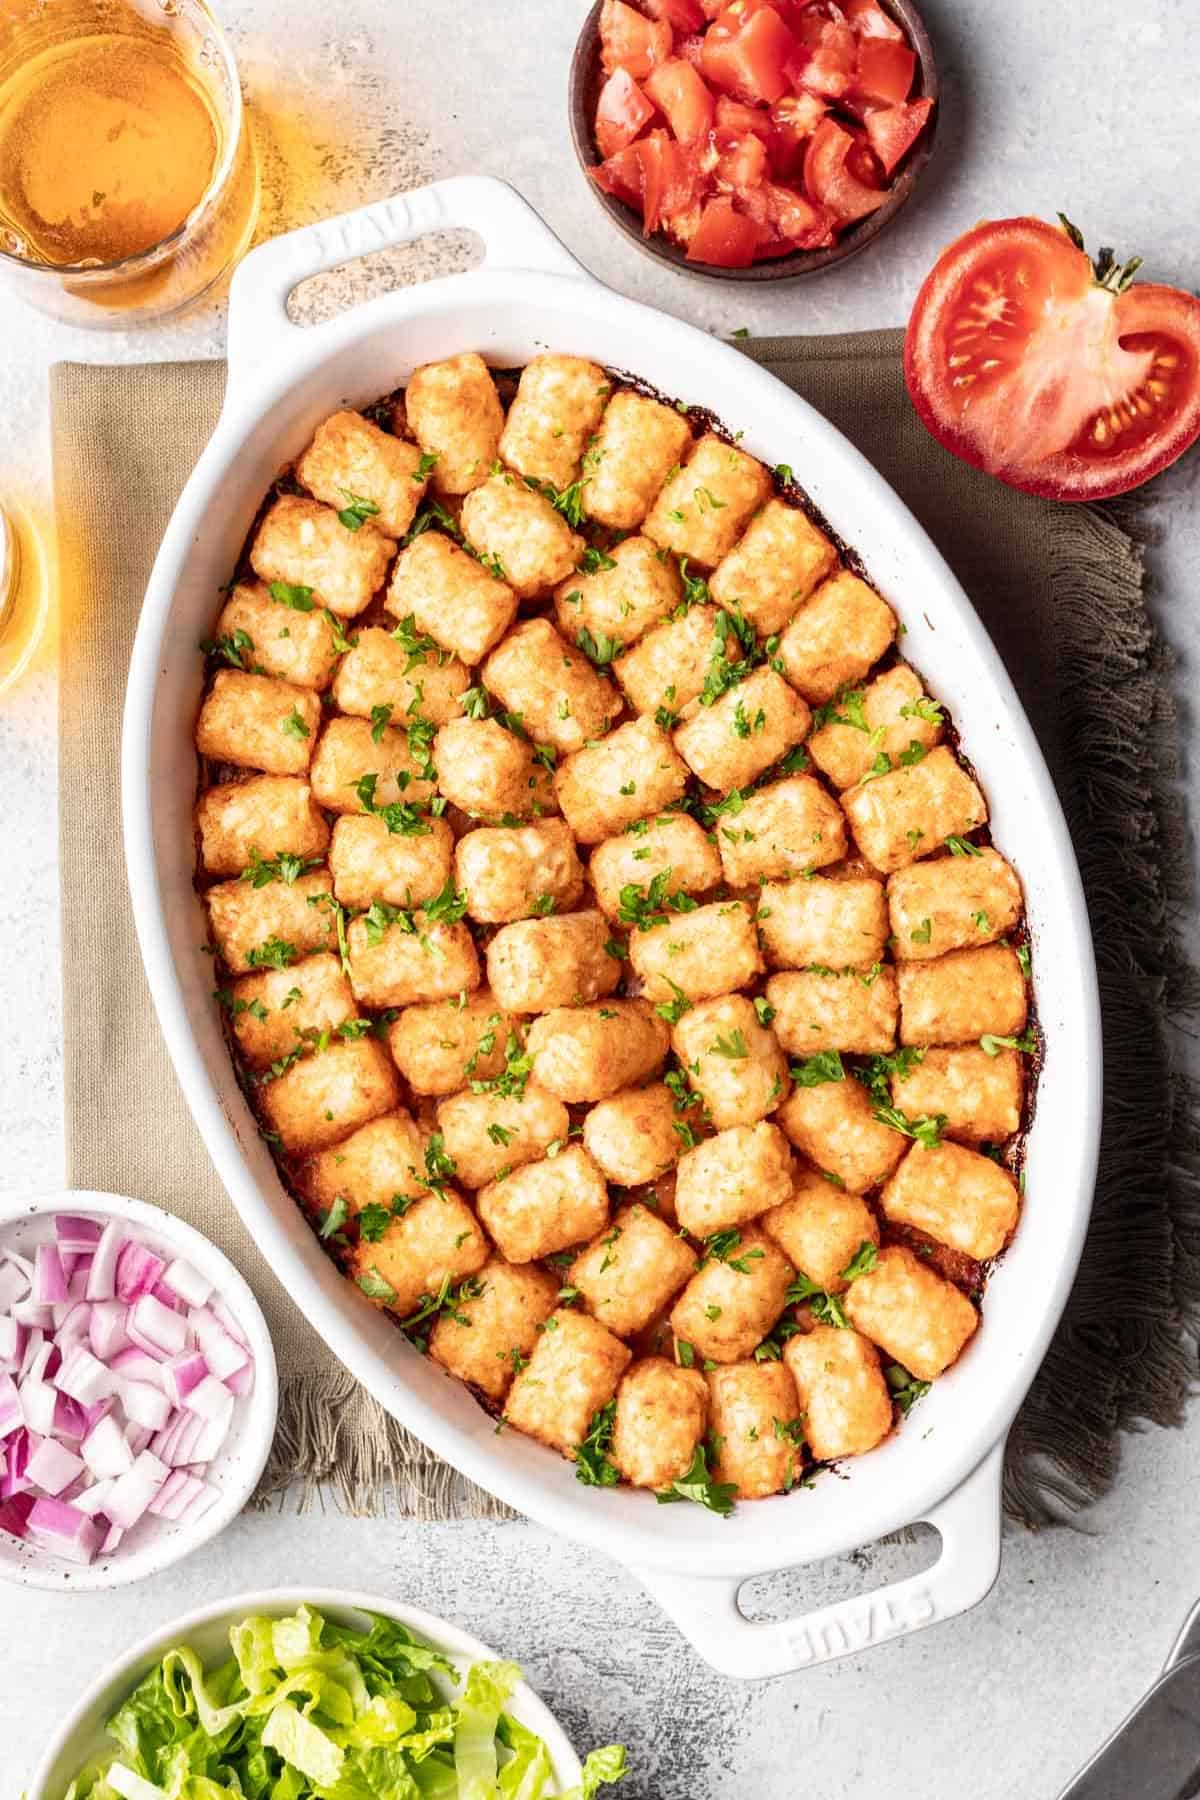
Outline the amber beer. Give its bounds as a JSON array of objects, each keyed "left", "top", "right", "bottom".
[{"left": 0, "top": 0, "right": 257, "bottom": 324}]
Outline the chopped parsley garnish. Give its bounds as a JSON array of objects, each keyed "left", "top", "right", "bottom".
[
  {"left": 576, "top": 626, "right": 622, "bottom": 666},
  {"left": 356, "top": 1266, "right": 397, "bottom": 1303},
  {"left": 390, "top": 611, "right": 444, "bottom": 671},
  {"left": 579, "top": 545, "right": 617, "bottom": 575},
  {"left": 268, "top": 580, "right": 315, "bottom": 611},
  {"left": 461, "top": 684, "right": 491, "bottom": 719},
  {"left": 337, "top": 490, "right": 381, "bottom": 532},
  {"left": 872, "top": 1104, "right": 947, "bottom": 1149},
  {"left": 574, "top": 1400, "right": 619, "bottom": 1488},
  {"left": 944, "top": 835, "right": 982, "bottom": 857},
  {"left": 281, "top": 705, "right": 310, "bottom": 739},
  {"left": 886, "top": 1362, "right": 931, "bottom": 1415},
  {"left": 616, "top": 868, "right": 698, "bottom": 931},
  {"left": 980, "top": 1030, "right": 1036, "bottom": 1056},
  {"left": 245, "top": 936, "right": 298, "bottom": 971},
  {"left": 910, "top": 917, "right": 933, "bottom": 944},
  {"left": 753, "top": 996, "right": 776, "bottom": 1027},
  {"left": 318, "top": 1195, "right": 348, "bottom": 1241},
  {"left": 415, "top": 451, "right": 440, "bottom": 480},
  {"left": 423, "top": 1133, "right": 457, "bottom": 1193},
  {"left": 677, "top": 556, "right": 709, "bottom": 608},
  {"left": 239, "top": 849, "right": 320, "bottom": 888},
  {"left": 787, "top": 1271, "right": 849, "bottom": 1329},
  {"left": 838, "top": 1241, "right": 879, "bottom": 1282},
  {"left": 1016, "top": 943, "right": 1032, "bottom": 979},
  {"left": 710, "top": 1028, "right": 748, "bottom": 1060},
  {"left": 790, "top": 1050, "right": 844, "bottom": 1087},
  {"left": 654, "top": 980, "right": 692, "bottom": 1025},
  {"left": 422, "top": 875, "right": 468, "bottom": 926},
  {"left": 369, "top": 702, "right": 393, "bottom": 742},
  {"left": 855, "top": 1047, "right": 926, "bottom": 1108},
  {"left": 702, "top": 1229, "right": 764, "bottom": 1273},
  {"left": 655, "top": 1443, "right": 737, "bottom": 1517},
  {"left": 900, "top": 696, "right": 944, "bottom": 725},
  {"left": 201, "top": 628, "right": 255, "bottom": 668}
]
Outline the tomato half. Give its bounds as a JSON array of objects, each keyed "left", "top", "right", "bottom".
[
  {"left": 686, "top": 195, "right": 759, "bottom": 265},
  {"left": 600, "top": 0, "right": 673, "bottom": 79},
  {"left": 644, "top": 57, "right": 716, "bottom": 142},
  {"left": 905, "top": 216, "right": 1200, "bottom": 499},
  {"left": 803, "top": 117, "right": 886, "bottom": 222},
  {"left": 594, "top": 70, "right": 656, "bottom": 160}
]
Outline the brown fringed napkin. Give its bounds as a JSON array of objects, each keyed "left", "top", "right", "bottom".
[{"left": 52, "top": 331, "right": 1199, "bottom": 1526}]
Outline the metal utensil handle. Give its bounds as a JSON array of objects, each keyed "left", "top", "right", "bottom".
[
  {"left": 226, "top": 176, "right": 585, "bottom": 379},
  {"left": 631, "top": 1441, "right": 1004, "bottom": 1680}
]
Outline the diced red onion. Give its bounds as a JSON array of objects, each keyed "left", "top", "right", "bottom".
[
  {"left": 53, "top": 1392, "right": 87, "bottom": 1443},
  {"left": 26, "top": 1496, "right": 101, "bottom": 1564},
  {"left": 182, "top": 1373, "right": 233, "bottom": 1421},
  {"left": 124, "top": 1424, "right": 153, "bottom": 1457},
  {"left": 85, "top": 1222, "right": 122, "bottom": 1302},
  {"left": 211, "top": 1296, "right": 249, "bottom": 1349},
  {"left": 150, "top": 1409, "right": 206, "bottom": 1468},
  {"left": 55, "top": 1346, "right": 115, "bottom": 1406},
  {"left": 188, "top": 1307, "right": 249, "bottom": 1380},
  {"left": 55, "top": 1302, "right": 93, "bottom": 1348},
  {"left": 0, "top": 1260, "right": 30, "bottom": 1313},
  {"left": 0, "top": 1316, "right": 26, "bottom": 1371},
  {"left": 100, "top": 1521, "right": 123, "bottom": 1556},
  {"left": 105, "top": 1450, "right": 168, "bottom": 1529},
  {"left": 66, "top": 1265, "right": 92, "bottom": 1301},
  {"left": 26, "top": 1436, "right": 84, "bottom": 1496},
  {"left": 0, "top": 1373, "right": 22, "bottom": 1440},
  {"left": 0, "top": 1429, "right": 34, "bottom": 1498},
  {"left": 11, "top": 1297, "right": 54, "bottom": 1330},
  {"left": 120, "top": 1380, "right": 172, "bottom": 1432},
  {"left": 191, "top": 1398, "right": 235, "bottom": 1464},
  {"left": 18, "top": 1379, "right": 57, "bottom": 1437},
  {"left": 115, "top": 1242, "right": 167, "bottom": 1305},
  {"left": 34, "top": 1245, "right": 69, "bottom": 1307},
  {"left": 163, "top": 1259, "right": 212, "bottom": 1308},
  {"left": 0, "top": 1489, "right": 34, "bottom": 1540},
  {"left": 225, "top": 1359, "right": 255, "bottom": 1398},
  {"left": 109, "top": 1345, "right": 165, "bottom": 1388},
  {"left": 150, "top": 1281, "right": 184, "bottom": 1313},
  {"left": 81, "top": 1414, "right": 134, "bottom": 1480},
  {"left": 17, "top": 1328, "right": 44, "bottom": 1383},
  {"left": 71, "top": 1476, "right": 114, "bottom": 1516},
  {"left": 89, "top": 1301, "right": 129, "bottom": 1363},
  {"left": 127, "top": 1295, "right": 188, "bottom": 1362},
  {"left": 55, "top": 1216, "right": 102, "bottom": 1256},
  {"left": 149, "top": 1469, "right": 218, "bottom": 1522},
  {"left": 161, "top": 1351, "right": 208, "bottom": 1407}
]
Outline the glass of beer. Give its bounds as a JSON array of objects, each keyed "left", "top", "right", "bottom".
[{"left": 0, "top": 0, "right": 258, "bottom": 326}]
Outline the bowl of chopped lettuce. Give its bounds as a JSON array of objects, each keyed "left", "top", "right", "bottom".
[{"left": 28, "top": 1591, "right": 628, "bottom": 1800}]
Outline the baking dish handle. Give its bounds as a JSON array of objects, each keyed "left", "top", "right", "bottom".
[
  {"left": 226, "top": 176, "right": 586, "bottom": 378},
  {"left": 630, "top": 1440, "right": 1004, "bottom": 1680}
]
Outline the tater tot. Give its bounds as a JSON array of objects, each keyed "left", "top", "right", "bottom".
[
  {"left": 213, "top": 582, "right": 341, "bottom": 691},
  {"left": 347, "top": 912, "right": 480, "bottom": 1009},
  {"left": 195, "top": 670, "right": 321, "bottom": 777},
  {"left": 387, "top": 989, "right": 515, "bottom": 1098},
  {"left": 761, "top": 1168, "right": 880, "bottom": 1293},
  {"left": 671, "top": 994, "right": 788, "bottom": 1129},
  {"left": 487, "top": 910, "right": 620, "bottom": 1013},
  {"left": 228, "top": 952, "right": 355, "bottom": 1070},
  {"left": 777, "top": 1077, "right": 906, "bottom": 1193},
  {"left": 611, "top": 1358, "right": 708, "bottom": 1489},
  {"left": 307, "top": 1109, "right": 430, "bottom": 1215},
  {"left": 296, "top": 409, "right": 429, "bottom": 539},
  {"left": 709, "top": 499, "right": 838, "bottom": 637},
  {"left": 348, "top": 1189, "right": 488, "bottom": 1319},
  {"left": 385, "top": 530, "right": 518, "bottom": 665},
  {"left": 758, "top": 875, "right": 888, "bottom": 972},
  {"left": 886, "top": 847, "right": 1024, "bottom": 960},
  {"left": 554, "top": 716, "right": 689, "bottom": 845},
  {"left": 460, "top": 472, "right": 584, "bottom": 599},
  {"left": 528, "top": 999, "right": 669, "bottom": 1103},
  {"left": 643, "top": 434, "right": 772, "bottom": 567},
  {"left": 498, "top": 353, "right": 610, "bottom": 490},
  {"left": 766, "top": 966, "right": 898, "bottom": 1054},
  {"left": 670, "top": 1226, "right": 794, "bottom": 1365},
  {"left": 844, "top": 1244, "right": 978, "bottom": 1382},
  {"left": 897, "top": 944, "right": 1027, "bottom": 1046},
  {"left": 478, "top": 1144, "right": 609, "bottom": 1264},
  {"left": 784, "top": 1326, "right": 892, "bottom": 1461},
  {"left": 673, "top": 666, "right": 811, "bottom": 794},
  {"left": 205, "top": 868, "right": 334, "bottom": 974},
  {"left": 434, "top": 716, "right": 556, "bottom": 823},
  {"left": 504, "top": 1308, "right": 632, "bottom": 1452},
  {"left": 881, "top": 1140, "right": 1020, "bottom": 1261},
  {"left": 707, "top": 1362, "right": 804, "bottom": 1499},
  {"left": 455, "top": 818, "right": 583, "bottom": 924},
  {"left": 405, "top": 352, "right": 504, "bottom": 495},
  {"left": 555, "top": 534, "right": 682, "bottom": 653},
  {"left": 777, "top": 569, "right": 896, "bottom": 705},
  {"left": 481, "top": 617, "right": 620, "bottom": 754},
  {"left": 329, "top": 813, "right": 454, "bottom": 910},
  {"left": 629, "top": 899, "right": 763, "bottom": 1004},
  {"left": 715, "top": 775, "right": 848, "bottom": 886},
  {"left": 582, "top": 1083, "right": 683, "bottom": 1186},
  {"left": 891, "top": 1045, "right": 1022, "bottom": 1143},
  {"left": 258, "top": 1036, "right": 400, "bottom": 1154},
  {"left": 588, "top": 811, "right": 721, "bottom": 921},
  {"left": 582, "top": 391, "right": 694, "bottom": 531},
  {"left": 332, "top": 626, "right": 469, "bottom": 726},
  {"left": 436, "top": 1084, "right": 569, "bottom": 1189},
  {"left": 571, "top": 1202, "right": 698, "bottom": 1337},
  {"left": 808, "top": 665, "right": 944, "bottom": 790},
  {"left": 429, "top": 1257, "right": 559, "bottom": 1401},
  {"left": 613, "top": 603, "right": 723, "bottom": 718},
  {"left": 196, "top": 776, "right": 329, "bottom": 878},
  {"left": 309, "top": 715, "right": 437, "bottom": 815},
  {"left": 674, "top": 1121, "right": 794, "bottom": 1237},
  {"left": 250, "top": 494, "right": 394, "bottom": 618},
  {"left": 842, "top": 746, "right": 987, "bottom": 874}
]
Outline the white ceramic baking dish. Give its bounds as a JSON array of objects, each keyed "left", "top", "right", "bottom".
[{"left": 122, "top": 176, "right": 1101, "bottom": 1680}]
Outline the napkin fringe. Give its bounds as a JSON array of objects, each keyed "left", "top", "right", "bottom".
[{"left": 1002, "top": 502, "right": 1200, "bottom": 1527}]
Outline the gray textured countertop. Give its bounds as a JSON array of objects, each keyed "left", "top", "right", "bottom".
[{"left": 2, "top": 0, "right": 1198, "bottom": 1794}]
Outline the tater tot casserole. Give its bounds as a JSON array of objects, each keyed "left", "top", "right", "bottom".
[{"left": 192, "top": 352, "right": 1037, "bottom": 1515}]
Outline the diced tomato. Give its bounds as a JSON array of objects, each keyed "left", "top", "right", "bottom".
[
  {"left": 713, "top": 126, "right": 770, "bottom": 188},
  {"left": 844, "top": 126, "right": 885, "bottom": 188},
  {"left": 635, "top": 129, "right": 702, "bottom": 234},
  {"left": 594, "top": 70, "right": 656, "bottom": 160},
  {"left": 644, "top": 57, "right": 716, "bottom": 141},
  {"left": 643, "top": 0, "right": 707, "bottom": 29},
  {"left": 676, "top": 31, "right": 708, "bottom": 68},
  {"left": 698, "top": 0, "right": 728, "bottom": 15},
  {"left": 792, "top": 17, "right": 857, "bottom": 96},
  {"left": 863, "top": 96, "right": 932, "bottom": 173},
  {"left": 768, "top": 91, "right": 827, "bottom": 175},
  {"left": 716, "top": 95, "right": 774, "bottom": 139},
  {"left": 702, "top": 4, "right": 798, "bottom": 105},
  {"left": 737, "top": 178, "right": 836, "bottom": 248},
  {"left": 686, "top": 196, "right": 759, "bottom": 265},
  {"left": 590, "top": 143, "right": 646, "bottom": 211},
  {"left": 844, "top": 0, "right": 904, "bottom": 40},
  {"left": 852, "top": 36, "right": 914, "bottom": 103},
  {"left": 803, "top": 116, "right": 887, "bottom": 222},
  {"left": 600, "top": 0, "right": 673, "bottom": 79}
]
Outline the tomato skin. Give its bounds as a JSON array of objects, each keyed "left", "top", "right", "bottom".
[
  {"left": 635, "top": 129, "right": 702, "bottom": 234},
  {"left": 644, "top": 57, "right": 716, "bottom": 142},
  {"left": 863, "top": 96, "right": 932, "bottom": 174},
  {"left": 594, "top": 70, "right": 656, "bottom": 160},
  {"left": 685, "top": 195, "right": 759, "bottom": 265},
  {"left": 642, "top": 0, "right": 707, "bottom": 30},
  {"left": 905, "top": 216, "right": 1200, "bottom": 499},
  {"left": 803, "top": 116, "right": 886, "bottom": 222},
  {"left": 600, "top": 0, "right": 673, "bottom": 79},
  {"left": 851, "top": 37, "right": 914, "bottom": 103},
  {"left": 843, "top": 0, "right": 905, "bottom": 40}
]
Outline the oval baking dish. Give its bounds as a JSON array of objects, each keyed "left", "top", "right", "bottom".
[{"left": 122, "top": 177, "right": 1100, "bottom": 1679}]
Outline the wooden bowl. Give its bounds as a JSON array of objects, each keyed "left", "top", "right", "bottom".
[{"left": 568, "top": 0, "right": 940, "bottom": 283}]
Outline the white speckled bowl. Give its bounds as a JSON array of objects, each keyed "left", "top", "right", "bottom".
[
  {"left": 27, "top": 1586, "right": 584, "bottom": 1799},
  {"left": 0, "top": 1190, "right": 277, "bottom": 1592}
]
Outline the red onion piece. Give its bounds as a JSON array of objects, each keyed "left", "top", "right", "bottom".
[
  {"left": 89, "top": 1301, "right": 129, "bottom": 1363},
  {"left": 26, "top": 1436, "right": 85, "bottom": 1496},
  {"left": 26, "top": 1496, "right": 100, "bottom": 1564},
  {"left": 161, "top": 1351, "right": 208, "bottom": 1407},
  {"left": 127, "top": 1295, "right": 188, "bottom": 1362},
  {"left": 0, "top": 1373, "right": 22, "bottom": 1440},
  {"left": 85, "top": 1222, "right": 123, "bottom": 1302},
  {"left": 55, "top": 1216, "right": 102, "bottom": 1255},
  {"left": 163, "top": 1260, "right": 213, "bottom": 1308},
  {"left": 81, "top": 1414, "right": 134, "bottom": 1479},
  {"left": 0, "top": 1261, "right": 30, "bottom": 1313},
  {"left": 34, "top": 1245, "right": 68, "bottom": 1307},
  {"left": 115, "top": 1242, "right": 167, "bottom": 1305},
  {"left": 105, "top": 1450, "right": 168, "bottom": 1530},
  {"left": 0, "top": 1489, "right": 34, "bottom": 1540}
]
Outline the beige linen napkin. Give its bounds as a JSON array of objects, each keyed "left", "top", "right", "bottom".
[{"left": 51, "top": 339, "right": 1198, "bottom": 1524}]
